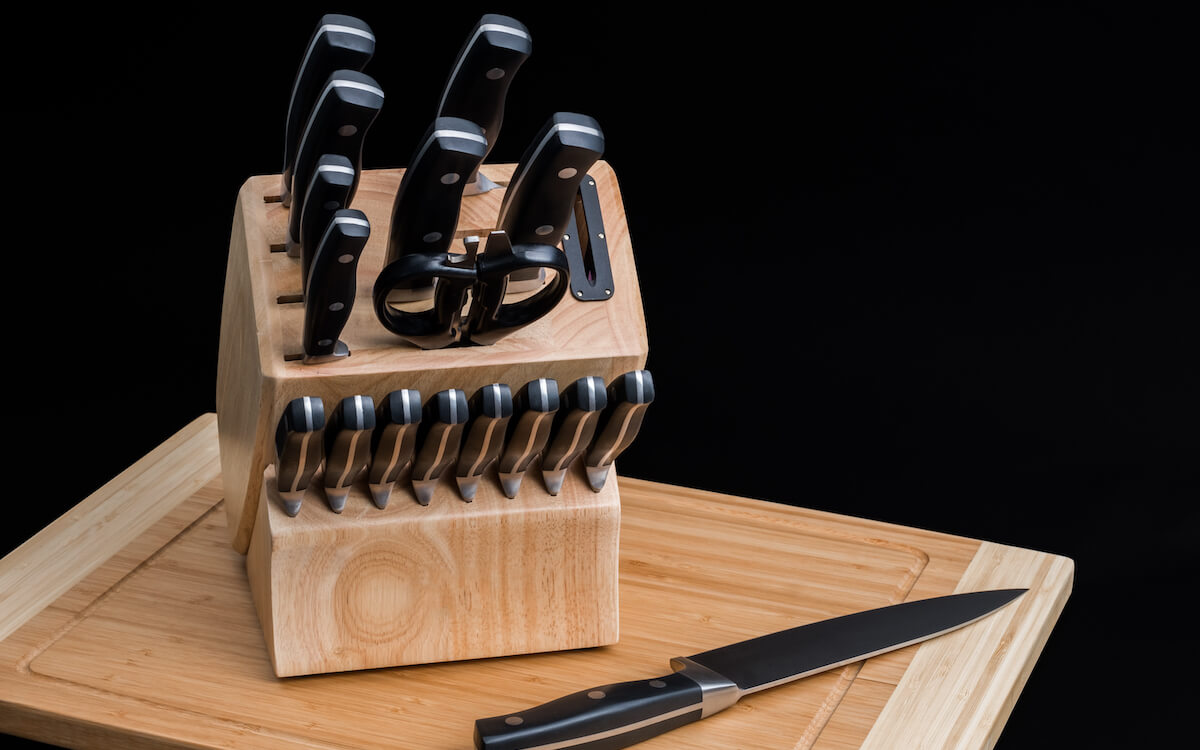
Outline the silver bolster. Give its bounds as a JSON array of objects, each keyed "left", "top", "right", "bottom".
[{"left": 669, "top": 657, "right": 741, "bottom": 718}]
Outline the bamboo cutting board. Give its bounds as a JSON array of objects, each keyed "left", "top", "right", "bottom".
[{"left": 0, "top": 415, "right": 1072, "bottom": 749}]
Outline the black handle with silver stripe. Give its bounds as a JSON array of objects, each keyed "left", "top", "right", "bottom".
[
  {"left": 302, "top": 209, "right": 370, "bottom": 364},
  {"left": 291, "top": 153, "right": 356, "bottom": 264}
]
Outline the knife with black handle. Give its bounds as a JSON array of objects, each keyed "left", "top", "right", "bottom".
[
  {"left": 302, "top": 208, "right": 370, "bottom": 364},
  {"left": 285, "top": 69, "right": 384, "bottom": 254},
  {"left": 280, "top": 14, "right": 375, "bottom": 207},
  {"left": 496, "top": 378, "right": 559, "bottom": 498},
  {"left": 291, "top": 152, "right": 356, "bottom": 263},
  {"left": 322, "top": 394, "right": 376, "bottom": 512},
  {"left": 411, "top": 389, "right": 470, "bottom": 506},
  {"left": 273, "top": 396, "right": 325, "bottom": 516},
  {"left": 455, "top": 383, "right": 515, "bottom": 501},
  {"left": 367, "top": 388, "right": 423, "bottom": 509},
  {"left": 436, "top": 13, "right": 531, "bottom": 195},
  {"left": 541, "top": 375, "right": 607, "bottom": 495},
  {"left": 584, "top": 370, "right": 655, "bottom": 492}
]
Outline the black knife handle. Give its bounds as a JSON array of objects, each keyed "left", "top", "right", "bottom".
[
  {"left": 323, "top": 394, "right": 376, "bottom": 490},
  {"left": 456, "top": 383, "right": 515, "bottom": 482},
  {"left": 464, "top": 232, "right": 572, "bottom": 347},
  {"left": 498, "top": 378, "right": 559, "bottom": 476},
  {"left": 474, "top": 670, "right": 704, "bottom": 750},
  {"left": 286, "top": 69, "right": 384, "bottom": 249},
  {"left": 302, "top": 209, "right": 370, "bottom": 363},
  {"left": 274, "top": 396, "right": 326, "bottom": 513},
  {"left": 542, "top": 375, "right": 608, "bottom": 474},
  {"left": 368, "top": 389, "right": 423, "bottom": 486},
  {"left": 411, "top": 389, "right": 470, "bottom": 504},
  {"left": 293, "top": 153, "right": 356, "bottom": 266},
  {"left": 280, "top": 14, "right": 375, "bottom": 206}
]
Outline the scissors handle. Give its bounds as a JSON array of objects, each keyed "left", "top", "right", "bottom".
[
  {"left": 372, "top": 252, "right": 478, "bottom": 350},
  {"left": 466, "top": 235, "right": 571, "bottom": 347}
]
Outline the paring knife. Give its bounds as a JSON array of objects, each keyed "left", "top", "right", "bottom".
[
  {"left": 496, "top": 378, "right": 560, "bottom": 498},
  {"left": 322, "top": 394, "right": 375, "bottom": 512},
  {"left": 302, "top": 208, "right": 370, "bottom": 364},
  {"left": 436, "top": 13, "right": 532, "bottom": 195},
  {"left": 285, "top": 69, "right": 384, "bottom": 255},
  {"left": 411, "top": 389, "right": 470, "bottom": 506},
  {"left": 280, "top": 14, "right": 375, "bottom": 207},
  {"left": 541, "top": 375, "right": 607, "bottom": 495},
  {"left": 584, "top": 370, "right": 654, "bottom": 492},
  {"left": 291, "top": 152, "right": 356, "bottom": 262},
  {"left": 273, "top": 396, "right": 325, "bottom": 516},
  {"left": 367, "top": 389, "right": 423, "bottom": 509},
  {"left": 474, "top": 588, "right": 1028, "bottom": 750},
  {"left": 455, "top": 383, "right": 515, "bottom": 501}
]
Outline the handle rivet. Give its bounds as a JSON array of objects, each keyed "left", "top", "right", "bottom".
[
  {"left": 649, "top": 679, "right": 667, "bottom": 688},
  {"left": 504, "top": 716, "right": 524, "bottom": 726},
  {"left": 587, "top": 690, "right": 606, "bottom": 700}
]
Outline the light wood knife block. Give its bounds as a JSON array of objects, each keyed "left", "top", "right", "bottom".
[{"left": 216, "top": 161, "right": 648, "bottom": 677}]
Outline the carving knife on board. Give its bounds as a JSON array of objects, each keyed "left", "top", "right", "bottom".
[
  {"left": 584, "top": 370, "right": 655, "bottom": 492},
  {"left": 496, "top": 378, "right": 560, "bottom": 498},
  {"left": 273, "top": 396, "right": 325, "bottom": 516},
  {"left": 455, "top": 383, "right": 515, "bottom": 501},
  {"left": 322, "top": 395, "right": 376, "bottom": 512},
  {"left": 284, "top": 69, "right": 384, "bottom": 256},
  {"left": 301, "top": 208, "right": 369, "bottom": 364},
  {"left": 473, "top": 588, "right": 1027, "bottom": 749},
  {"left": 435, "top": 13, "right": 532, "bottom": 195},
  {"left": 541, "top": 375, "right": 607, "bottom": 495},
  {"left": 279, "top": 14, "right": 375, "bottom": 207},
  {"left": 367, "top": 389, "right": 423, "bottom": 509},
  {"left": 411, "top": 389, "right": 470, "bottom": 506},
  {"left": 291, "top": 152, "right": 356, "bottom": 262}
]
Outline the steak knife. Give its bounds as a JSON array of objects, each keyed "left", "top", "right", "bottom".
[
  {"left": 455, "top": 383, "right": 515, "bottom": 501},
  {"left": 367, "top": 389, "right": 423, "bottom": 509},
  {"left": 496, "top": 378, "right": 560, "bottom": 498},
  {"left": 474, "top": 588, "right": 1027, "bottom": 750},
  {"left": 436, "top": 13, "right": 532, "bottom": 194},
  {"left": 584, "top": 370, "right": 654, "bottom": 492},
  {"left": 541, "top": 375, "right": 607, "bottom": 495},
  {"left": 302, "top": 208, "right": 370, "bottom": 364},
  {"left": 411, "top": 389, "right": 470, "bottom": 506},
  {"left": 290, "top": 152, "right": 356, "bottom": 263},
  {"left": 280, "top": 14, "right": 375, "bottom": 207},
  {"left": 273, "top": 396, "right": 325, "bottom": 516},
  {"left": 322, "top": 394, "right": 375, "bottom": 512}
]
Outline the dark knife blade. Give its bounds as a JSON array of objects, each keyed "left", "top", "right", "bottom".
[
  {"left": 302, "top": 208, "right": 370, "bottom": 364},
  {"left": 367, "top": 388, "right": 423, "bottom": 509},
  {"left": 455, "top": 383, "right": 515, "bottom": 501},
  {"left": 496, "top": 378, "right": 559, "bottom": 498},
  {"left": 322, "top": 394, "right": 375, "bottom": 512},
  {"left": 541, "top": 375, "right": 607, "bottom": 495},
  {"left": 290, "top": 152, "right": 356, "bottom": 263},
  {"left": 474, "top": 589, "right": 1027, "bottom": 750},
  {"left": 436, "top": 13, "right": 531, "bottom": 195},
  {"left": 273, "top": 396, "right": 325, "bottom": 516},
  {"left": 411, "top": 388, "right": 470, "bottom": 506},
  {"left": 584, "top": 370, "right": 654, "bottom": 492}
]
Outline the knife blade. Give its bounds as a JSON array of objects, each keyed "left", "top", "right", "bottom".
[
  {"left": 290, "top": 152, "right": 356, "bottom": 262},
  {"left": 301, "top": 208, "right": 370, "bottom": 364},
  {"left": 584, "top": 370, "right": 654, "bottom": 492},
  {"left": 436, "top": 13, "right": 532, "bottom": 195},
  {"left": 496, "top": 378, "right": 560, "bottom": 498},
  {"left": 367, "top": 388, "right": 423, "bottom": 509},
  {"left": 279, "top": 14, "right": 375, "bottom": 207},
  {"left": 474, "top": 588, "right": 1027, "bottom": 750},
  {"left": 411, "top": 388, "right": 470, "bottom": 506},
  {"left": 273, "top": 396, "right": 325, "bottom": 516},
  {"left": 540, "top": 375, "right": 607, "bottom": 495},
  {"left": 455, "top": 383, "right": 515, "bottom": 501},
  {"left": 322, "top": 394, "right": 375, "bottom": 512},
  {"left": 284, "top": 69, "right": 384, "bottom": 255}
]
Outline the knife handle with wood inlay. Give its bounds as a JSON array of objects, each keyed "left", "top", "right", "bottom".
[
  {"left": 455, "top": 383, "right": 515, "bottom": 501},
  {"left": 411, "top": 389, "right": 470, "bottom": 506},
  {"left": 274, "top": 396, "right": 326, "bottom": 516},
  {"left": 322, "top": 395, "right": 376, "bottom": 512},
  {"left": 541, "top": 375, "right": 608, "bottom": 495},
  {"left": 584, "top": 370, "right": 655, "bottom": 492},
  {"left": 496, "top": 378, "right": 560, "bottom": 498},
  {"left": 302, "top": 209, "right": 370, "bottom": 364},
  {"left": 367, "top": 389, "right": 423, "bottom": 509},
  {"left": 292, "top": 152, "right": 356, "bottom": 264}
]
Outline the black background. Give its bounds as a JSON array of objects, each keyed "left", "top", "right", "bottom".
[{"left": 5, "top": 2, "right": 1196, "bottom": 747}]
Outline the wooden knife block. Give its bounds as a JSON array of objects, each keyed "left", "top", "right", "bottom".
[{"left": 216, "top": 161, "right": 648, "bottom": 677}]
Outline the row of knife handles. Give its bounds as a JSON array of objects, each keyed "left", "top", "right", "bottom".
[{"left": 272, "top": 369, "right": 654, "bottom": 516}]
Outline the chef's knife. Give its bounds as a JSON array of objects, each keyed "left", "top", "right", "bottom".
[
  {"left": 436, "top": 13, "right": 532, "bottom": 194},
  {"left": 280, "top": 14, "right": 375, "bottom": 207},
  {"left": 367, "top": 388, "right": 423, "bottom": 509},
  {"left": 302, "top": 208, "right": 370, "bottom": 364},
  {"left": 285, "top": 69, "right": 384, "bottom": 254},
  {"left": 322, "top": 394, "right": 375, "bottom": 512},
  {"left": 290, "top": 152, "right": 356, "bottom": 263},
  {"left": 411, "top": 388, "right": 470, "bottom": 506},
  {"left": 496, "top": 378, "right": 559, "bottom": 498},
  {"left": 540, "top": 375, "right": 607, "bottom": 495},
  {"left": 474, "top": 588, "right": 1027, "bottom": 750},
  {"left": 584, "top": 370, "right": 654, "bottom": 492},
  {"left": 273, "top": 396, "right": 325, "bottom": 516},
  {"left": 455, "top": 383, "right": 515, "bottom": 501}
]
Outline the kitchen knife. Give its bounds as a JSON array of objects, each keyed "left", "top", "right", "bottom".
[
  {"left": 367, "top": 389, "right": 423, "bottom": 509},
  {"left": 495, "top": 112, "right": 605, "bottom": 288},
  {"left": 496, "top": 378, "right": 560, "bottom": 498},
  {"left": 455, "top": 383, "right": 515, "bottom": 501},
  {"left": 280, "top": 14, "right": 375, "bottom": 207},
  {"left": 302, "top": 208, "right": 370, "bottom": 364},
  {"left": 474, "top": 588, "right": 1027, "bottom": 750},
  {"left": 290, "top": 152, "right": 356, "bottom": 263},
  {"left": 435, "top": 13, "right": 532, "bottom": 194},
  {"left": 273, "top": 396, "right": 325, "bottom": 516},
  {"left": 322, "top": 394, "right": 376, "bottom": 512},
  {"left": 540, "top": 375, "right": 607, "bottom": 495},
  {"left": 584, "top": 370, "right": 654, "bottom": 492},
  {"left": 411, "top": 388, "right": 470, "bottom": 506},
  {"left": 285, "top": 69, "right": 384, "bottom": 254}
]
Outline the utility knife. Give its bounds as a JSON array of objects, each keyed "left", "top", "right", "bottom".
[
  {"left": 455, "top": 383, "right": 515, "bottom": 501},
  {"left": 367, "top": 389, "right": 423, "bottom": 509},
  {"left": 584, "top": 370, "right": 654, "bottom": 492},
  {"left": 322, "top": 394, "right": 375, "bottom": 512},
  {"left": 496, "top": 378, "right": 560, "bottom": 498},
  {"left": 436, "top": 13, "right": 532, "bottom": 194},
  {"left": 411, "top": 389, "right": 470, "bottom": 506},
  {"left": 291, "top": 152, "right": 356, "bottom": 263},
  {"left": 273, "top": 396, "right": 325, "bottom": 516},
  {"left": 280, "top": 13, "right": 375, "bottom": 207},
  {"left": 302, "top": 208, "right": 370, "bottom": 364},
  {"left": 474, "top": 588, "right": 1027, "bottom": 750},
  {"left": 541, "top": 375, "right": 607, "bottom": 495}
]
